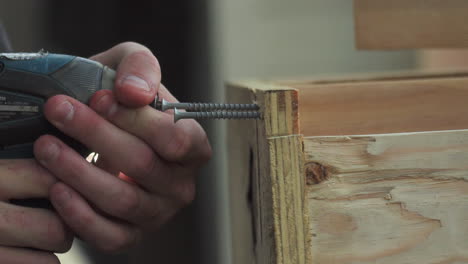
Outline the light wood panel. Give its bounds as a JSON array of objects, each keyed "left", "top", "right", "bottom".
[
  {"left": 304, "top": 130, "right": 468, "bottom": 263},
  {"left": 227, "top": 82, "right": 310, "bottom": 264},
  {"left": 354, "top": 0, "right": 468, "bottom": 49},
  {"left": 228, "top": 73, "right": 468, "bottom": 264},
  {"left": 287, "top": 76, "right": 468, "bottom": 137}
]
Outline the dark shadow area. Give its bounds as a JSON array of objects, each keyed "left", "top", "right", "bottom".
[{"left": 49, "top": 0, "right": 198, "bottom": 102}]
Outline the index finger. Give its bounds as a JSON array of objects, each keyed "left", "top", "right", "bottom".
[{"left": 89, "top": 90, "right": 212, "bottom": 165}]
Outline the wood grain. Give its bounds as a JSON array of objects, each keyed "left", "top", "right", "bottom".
[
  {"left": 269, "top": 135, "right": 308, "bottom": 264},
  {"left": 354, "top": 0, "right": 468, "bottom": 49},
  {"left": 287, "top": 76, "right": 468, "bottom": 137},
  {"left": 227, "top": 81, "right": 310, "bottom": 264},
  {"left": 228, "top": 73, "right": 468, "bottom": 264},
  {"left": 304, "top": 130, "right": 468, "bottom": 263}
]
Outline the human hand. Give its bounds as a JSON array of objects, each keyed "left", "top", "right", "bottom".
[
  {"left": 33, "top": 42, "right": 212, "bottom": 252},
  {"left": 0, "top": 160, "right": 72, "bottom": 263}
]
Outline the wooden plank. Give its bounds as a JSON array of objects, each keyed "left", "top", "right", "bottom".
[
  {"left": 227, "top": 82, "right": 310, "bottom": 264},
  {"left": 354, "top": 0, "right": 468, "bottom": 49},
  {"left": 304, "top": 130, "right": 468, "bottom": 263},
  {"left": 285, "top": 76, "right": 468, "bottom": 137},
  {"left": 229, "top": 74, "right": 468, "bottom": 264},
  {"left": 266, "top": 135, "right": 309, "bottom": 264}
]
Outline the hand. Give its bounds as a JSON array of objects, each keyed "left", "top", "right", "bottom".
[
  {"left": 33, "top": 42, "right": 212, "bottom": 252},
  {"left": 0, "top": 160, "right": 72, "bottom": 263}
]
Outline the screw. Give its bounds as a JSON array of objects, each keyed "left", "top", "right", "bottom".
[
  {"left": 154, "top": 98, "right": 259, "bottom": 112},
  {"left": 174, "top": 108, "right": 261, "bottom": 122}
]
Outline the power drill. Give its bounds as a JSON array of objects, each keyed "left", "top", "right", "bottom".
[
  {"left": 0, "top": 51, "right": 116, "bottom": 159},
  {"left": 0, "top": 51, "right": 261, "bottom": 159}
]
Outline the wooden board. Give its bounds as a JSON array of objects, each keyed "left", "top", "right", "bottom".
[
  {"left": 227, "top": 72, "right": 468, "bottom": 264},
  {"left": 304, "top": 130, "right": 468, "bottom": 263},
  {"left": 286, "top": 75, "right": 468, "bottom": 137},
  {"left": 227, "top": 82, "right": 310, "bottom": 264},
  {"left": 354, "top": 0, "right": 468, "bottom": 49}
]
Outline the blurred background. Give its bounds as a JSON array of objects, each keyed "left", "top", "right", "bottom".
[{"left": 2, "top": 0, "right": 460, "bottom": 263}]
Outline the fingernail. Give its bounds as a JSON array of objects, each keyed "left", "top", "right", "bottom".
[
  {"left": 52, "top": 100, "right": 74, "bottom": 127},
  {"left": 38, "top": 142, "right": 60, "bottom": 165},
  {"left": 52, "top": 185, "right": 72, "bottom": 210},
  {"left": 94, "top": 94, "right": 117, "bottom": 117},
  {"left": 122, "top": 75, "right": 151, "bottom": 92}
]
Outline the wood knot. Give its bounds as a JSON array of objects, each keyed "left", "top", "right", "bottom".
[{"left": 305, "top": 162, "right": 329, "bottom": 185}]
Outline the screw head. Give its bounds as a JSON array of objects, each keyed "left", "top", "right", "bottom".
[
  {"left": 161, "top": 99, "right": 171, "bottom": 112},
  {"left": 173, "top": 108, "right": 181, "bottom": 122}
]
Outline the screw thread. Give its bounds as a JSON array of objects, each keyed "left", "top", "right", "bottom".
[
  {"left": 174, "top": 110, "right": 261, "bottom": 122},
  {"left": 186, "top": 103, "right": 259, "bottom": 111},
  {"left": 155, "top": 98, "right": 259, "bottom": 112},
  {"left": 195, "top": 111, "right": 261, "bottom": 119}
]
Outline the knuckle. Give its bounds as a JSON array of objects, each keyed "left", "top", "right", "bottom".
[
  {"left": 128, "top": 50, "right": 162, "bottom": 81},
  {"left": 132, "top": 150, "right": 157, "bottom": 178},
  {"left": 82, "top": 114, "right": 106, "bottom": 141},
  {"left": 174, "top": 121, "right": 213, "bottom": 164},
  {"left": 45, "top": 217, "right": 73, "bottom": 253},
  {"left": 114, "top": 186, "right": 141, "bottom": 217},
  {"left": 131, "top": 48, "right": 159, "bottom": 65},
  {"left": 33, "top": 160, "right": 59, "bottom": 192},
  {"left": 70, "top": 159, "right": 89, "bottom": 176},
  {"left": 76, "top": 210, "right": 97, "bottom": 229},
  {"left": 168, "top": 128, "right": 192, "bottom": 161},
  {"left": 119, "top": 42, "right": 160, "bottom": 71},
  {"left": 54, "top": 188, "right": 97, "bottom": 232}
]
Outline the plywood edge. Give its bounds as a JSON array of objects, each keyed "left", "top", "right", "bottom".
[
  {"left": 227, "top": 82, "right": 311, "bottom": 264},
  {"left": 227, "top": 81, "right": 300, "bottom": 137},
  {"left": 268, "top": 135, "right": 311, "bottom": 264},
  {"left": 253, "top": 86, "right": 309, "bottom": 264}
]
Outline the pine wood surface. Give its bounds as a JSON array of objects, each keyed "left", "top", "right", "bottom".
[
  {"left": 304, "top": 131, "right": 468, "bottom": 263},
  {"left": 227, "top": 72, "right": 468, "bottom": 264},
  {"left": 354, "top": 0, "right": 468, "bottom": 49},
  {"left": 288, "top": 76, "right": 468, "bottom": 137},
  {"left": 227, "top": 82, "right": 310, "bottom": 264}
]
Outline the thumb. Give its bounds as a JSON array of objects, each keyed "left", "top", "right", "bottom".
[{"left": 91, "top": 42, "right": 161, "bottom": 107}]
